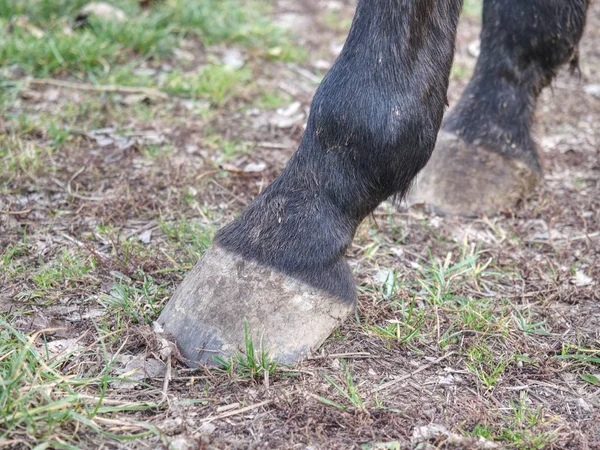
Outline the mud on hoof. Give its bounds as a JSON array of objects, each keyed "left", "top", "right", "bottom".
[
  {"left": 156, "top": 245, "right": 355, "bottom": 365},
  {"left": 408, "top": 131, "right": 542, "bottom": 217}
]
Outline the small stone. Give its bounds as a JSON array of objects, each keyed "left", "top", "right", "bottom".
[
  {"left": 325, "top": 1, "right": 343, "bottom": 10},
  {"left": 45, "top": 338, "right": 82, "bottom": 358},
  {"left": 438, "top": 374, "right": 454, "bottom": 387},
  {"left": 185, "top": 144, "right": 199, "bottom": 154},
  {"left": 19, "top": 90, "right": 43, "bottom": 101},
  {"left": 468, "top": 39, "right": 481, "bottom": 58},
  {"left": 198, "top": 422, "right": 216, "bottom": 435},
  {"left": 313, "top": 59, "right": 331, "bottom": 70},
  {"left": 412, "top": 424, "right": 449, "bottom": 443},
  {"left": 584, "top": 84, "right": 600, "bottom": 98},
  {"left": 222, "top": 48, "right": 245, "bottom": 70},
  {"left": 243, "top": 162, "right": 267, "bottom": 173},
  {"left": 121, "top": 94, "right": 149, "bottom": 106},
  {"left": 167, "top": 435, "right": 197, "bottom": 450},
  {"left": 270, "top": 101, "right": 305, "bottom": 128},
  {"left": 44, "top": 89, "right": 60, "bottom": 102},
  {"left": 160, "top": 417, "right": 183, "bottom": 433},
  {"left": 174, "top": 48, "right": 195, "bottom": 63},
  {"left": 2, "top": 64, "right": 26, "bottom": 80},
  {"left": 577, "top": 398, "right": 593, "bottom": 413},
  {"left": 133, "top": 67, "right": 157, "bottom": 77},
  {"left": 278, "top": 101, "right": 302, "bottom": 117},
  {"left": 76, "top": 2, "right": 127, "bottom": 24},
  {"left": 330, "top": 42, "right": 344, "bottom": 56},
  {"left": 572, "top": 270, "right": 593, "bottom": 286},
  {"left": 112, "top": 356, "right": 166, "bottom": 389},
  {"left": 138, "top": 229, "right": 152, "bottom": 244}
]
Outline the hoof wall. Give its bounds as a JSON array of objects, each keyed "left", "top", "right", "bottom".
[
  {"left": 409, "top": 131, "right": 541, "bottom": 217},
  {"left": 157, "top": 246, "right": 354, "bottom": 365}
]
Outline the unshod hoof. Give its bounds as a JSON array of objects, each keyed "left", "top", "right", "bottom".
[
  {"left": 157, "top": 245, "right": 355, "bottom": 365},
  {"left": 408, "top": 130, "right": 541, "bottom": 217}
]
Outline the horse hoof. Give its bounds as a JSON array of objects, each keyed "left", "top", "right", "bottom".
[
  {"left": 408, "top": 130, "right": 541, "bottom": 217},
  {"left": 156, "top": 245, "right": 355, "bottom": 365}
]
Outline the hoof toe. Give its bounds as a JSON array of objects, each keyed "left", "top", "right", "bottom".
[
  {"left": 408, "top": 131, "right": 541, "bottom": 217},
  {"left": 157, "top": 245, "right": 355, "bottom": 365}
]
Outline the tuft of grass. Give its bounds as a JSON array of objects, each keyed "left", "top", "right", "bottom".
[
  {"left": 0, "top": 136, "right": 54, "bottom": 177},
  {"left": 0, "top": 319, "right": 163, "bottom": 448},
  {"left": 417, "top": 251, "right": 484, "bottom": 306},
  {"left": 98, "top": 271, "right": 169, "bottom": 326},
  {"left": 32, "top": 249, "right": 96, "bottom": 291},
  {"left": 364, "top": 297, "right": 426, "bottom": 350},
  {"left": 556, "top": 342, "right": 600, "bottom": 366},
  {"left": 465, "top": 393, "right": 558, "bottom": 449},
  {"left": 465, "top": 341, "right": 509, "bottom": 389},
  {"left": 1, "top": 237, "right": 29, "bottom": 280},
  {"left": 252, "top": 90, "right": 292, "bottom": 110},
  {"left": 214, "top": 321, "right": 281, "bottom": 381},
  {"left": 161, "top": 65, "right": 252, "bottom": 106},
  {"left": 160, "top": 217, "right": 216, "bottom": 267},
  {"left": 318, "top": 359, "right": 365, "bottom": 411},
  {"left": 203, "top": 133, "right": 253, "bottom": 161}
]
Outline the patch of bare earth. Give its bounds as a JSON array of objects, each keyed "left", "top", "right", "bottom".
[{"left": 1, "top": 1, "right": 598, "bottom": 449}]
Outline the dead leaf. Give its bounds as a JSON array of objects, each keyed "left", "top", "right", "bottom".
[{"left": 112, "top": 355, "right": 166, "bottom": 389}]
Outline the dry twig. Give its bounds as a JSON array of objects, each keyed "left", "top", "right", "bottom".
[
  {"left": 26, "top": 78, "right": 168, "bottom": 99},
  {"left": 372, "top": 351, "right": 457, "bottom": 393}
]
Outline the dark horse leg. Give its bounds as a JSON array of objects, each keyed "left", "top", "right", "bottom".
[
  {"left": 158, "top": 0, "right": 463, "bottom": 364},
  {"left": 410, "top": 0, "right": 590, "bottom": 216}
]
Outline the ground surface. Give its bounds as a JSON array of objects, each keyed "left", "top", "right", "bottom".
[{"left": 1, "top": 1, "right": 599, "bottom": 449}]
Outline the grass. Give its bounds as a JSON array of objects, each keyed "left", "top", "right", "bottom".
[
  {"left": 0, "top": 320, "right": 163, "bottom": 449},
  {"left": 160, "top": 217, "right": 216, "bottom": 267},
  {"left": 0, "top": 0, "right": 301, "bottom": 78},
  {"left": 213, "top": 321, "right": 283, "bottom": 382},
  {"left": 99, "top": 272, "right": 169, "bottom": 326},
  {"left": 158, "top": 65, "right": 253, "bottom": 106},
  {"left": 318, "top": 359, "right": 365, "bottom": 411},
  {"left": 252, "top": 90, "right": 292, "bottom": 110},
  {"left": 465, "top": 342, "right": 509, "bottom": 388},
  {"left": 463, "top": 0, "right": 483, "bottom": 18},
  {"left": 363, "top": 297, "right": 426, "bottom": 349},
  {"left": 32, "top": 249, "right": 96, "bottom": 290},
  {"left": 466, "top": 393, "right": 559, "bottom": 449},
  {"left": 358, "top": 242, "right": 568, "bottom": 396},
  {"left": 0, "top": 136, "right": 54, "bottom": 177},
  {"left": 203, "top": 133, "right": 254, "bottom": 161}
]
